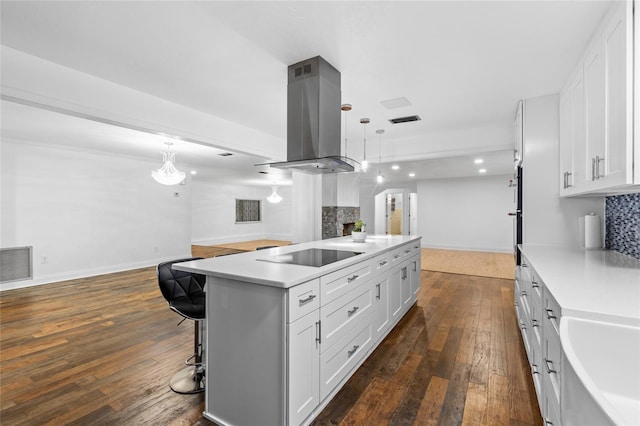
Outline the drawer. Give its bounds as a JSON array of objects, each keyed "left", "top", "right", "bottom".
[
  {"left": 543, "top": 288, "right": 561, "bottom": 336},
  {"left": 320, "top": 260, "right": 373, "bottom": 304},
  {"left": 543, "top": 320, "right": 562, "bottom": 404},
  {"left": 320, "top": 313, "right": 372, "bottom": 400},
  {"left": 373, "top": 252, "right": 391, "bottom": 273},
  {"left": 287, "top": 278, "right": 320, "bottom": 323},
  {"left": 542, "top": 359, "right": 562, "bottom": 424},
  {"left": 321, "top": 280, "right": 373, "bottom": 353}
]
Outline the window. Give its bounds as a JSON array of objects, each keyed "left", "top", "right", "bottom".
[{"left": 236, "top": 199, "right": 261, "bottom": 223}]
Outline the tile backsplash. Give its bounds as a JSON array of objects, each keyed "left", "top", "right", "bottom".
[{"left": 605, "top": 192, "right": 640, "bottom": 259}]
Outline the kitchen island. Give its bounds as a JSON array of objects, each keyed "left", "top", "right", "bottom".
[{"left": 174, "top": 235, "right": 422, "bottom": 426}]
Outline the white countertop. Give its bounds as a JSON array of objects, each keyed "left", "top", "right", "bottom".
[
  {"left": 519, "top": 245, "right": 640, "bottom": 325},
  {"left": 174, "top": 235, "right": 421, "bottom": 289}
]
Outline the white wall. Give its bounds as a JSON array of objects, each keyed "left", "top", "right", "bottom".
[
  {"left": 522, "top": 94, "right": 604, "bottom": 246},
  {"left": 191, "top": 182, "right": 292, "bottom": 245},
  {"left": 417, "top": 175, "right": 514, "bottom": 252},
  {"left": 1, "top": 140, "right": 193, "bottom": 290}
]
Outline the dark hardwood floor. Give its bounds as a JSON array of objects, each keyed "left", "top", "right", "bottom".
[{"left": 1, "top": 266, "right": 541, "bottom": 425}]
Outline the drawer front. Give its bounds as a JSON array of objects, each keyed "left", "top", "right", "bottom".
[
  {"left": 390, "top": 245, "right": 410, "bottom": 264},
  {"left": 321, "top": 280, "right": 372, "bottom": 353},
  {"left": 543, "top": 320, "right": 562, "bottom": 404},
  {"left": 543, "top": 289, "right": 561, "bottom": 336},
  {"left": 287, "top": 278, "right": 320, "bottom": 323},
  {"left": 320, "top": 313, "right": 372, "bottom": 400},
  {"left": 320, "top": 261, "right": 373, "bottom": 304},
  {"left": 373, "top": 252, "right": 391, "bottom": 273}
]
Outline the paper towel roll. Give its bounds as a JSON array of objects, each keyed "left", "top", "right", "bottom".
[{"left": 584, "top": 213, "right": 602, "bottom": 249}]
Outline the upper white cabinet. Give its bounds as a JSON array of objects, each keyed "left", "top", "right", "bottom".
[{"left": 559, "top": 1, "right": 637, "bottom": 196}]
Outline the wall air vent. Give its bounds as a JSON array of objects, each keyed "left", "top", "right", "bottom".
[
  {"left": 1, "top": 246, "right": 33, "bottom": 283},
  {"left": 388, "top": 115, "right": 421, "bottom": 124}
]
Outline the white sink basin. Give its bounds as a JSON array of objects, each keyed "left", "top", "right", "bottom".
[{"left": 560, "top": 317, "right": 640, "bottom": 426}]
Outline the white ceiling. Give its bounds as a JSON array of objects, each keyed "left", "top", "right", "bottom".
[{"left": 0, "top": 1, "right": 613, "bottom": 184}]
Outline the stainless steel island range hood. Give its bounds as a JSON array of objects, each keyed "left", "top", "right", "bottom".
[{"left": 268, "top": 56, "right": 358, "bottom": 174}]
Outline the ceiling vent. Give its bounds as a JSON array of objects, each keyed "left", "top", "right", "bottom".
[
  {"left": 388, "top": 115, "right": 421, "bottom": 124},
  {"left": 380, "top": 97, "right": 412, "bottom": 109}
]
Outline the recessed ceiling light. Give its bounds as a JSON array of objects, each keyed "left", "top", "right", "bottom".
[
  {"left": 190, "top": 170, "right": 197, "bottom": 175},
  {"left": 392, "top": 165, "right": 399, "bottom": 170},
  {"left": 409, "top": 172, "right": 415, "bottom": 177},
  {"left": 479, "top": 169, "right": 487, "bottom": 173},
  {"left": 474, "top": 158, "right": 483, "bottom": 164}
]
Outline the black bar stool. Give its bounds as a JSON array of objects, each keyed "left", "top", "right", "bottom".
[{"left": 157, "top": 257, "right": 206, "bottom": 394}]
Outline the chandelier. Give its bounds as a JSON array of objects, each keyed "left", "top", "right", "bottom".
[
  {"left": 267, "top": 186, "right": 283, "bottom": 203},
  {"left": 151, "top": 142, "right": 186, "bottom": 186}
]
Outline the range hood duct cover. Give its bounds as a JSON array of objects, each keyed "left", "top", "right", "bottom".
[{"left": 269, "top": 56, "right": 358, "bottom": 174}]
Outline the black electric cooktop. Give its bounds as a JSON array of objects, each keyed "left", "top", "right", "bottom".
[{"left": 258, "top": 248, "right": 363, "bottom": 267}]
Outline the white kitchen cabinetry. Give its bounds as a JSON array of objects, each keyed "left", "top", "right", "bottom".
[
  {"left": 559, "top": 1, "right": 637, "bottom": 196},
  {"left": 516, "top": 254, "right": 563, "bottom": 425},
  {"left": 182, "top": 236, "right": 421, "bottom": 426}
]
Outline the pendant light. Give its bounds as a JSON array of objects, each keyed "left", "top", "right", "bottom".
[
  {"left": 360, "top": 118, "right": 370, "bottom": 171},
  {"left": 376, "top": 129, "right": 385, "bottom": 183},
  {"left": 267, "top": 186, "right": 282, "bottom": 203},
  {"left": 151, "top": 142, "right": 186, "bottom": 185},
  {"left": 341, "top": 104, "right": 352, "bottom": 158}
]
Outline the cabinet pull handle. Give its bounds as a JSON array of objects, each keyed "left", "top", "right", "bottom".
[
  {"left": 315, "top": 321, "right": 321, "bottom": 344},
  {"left": 532, "top": 281, "right": 540, "bottom": 289},
  {"left": 544, "top": 358, "right": 557, "bottom": 374},
  {"left": 563, "top": 171, "right": 567, "bottom": 189},
  {"left": 545, "top": 419, "right": 554, "bottom": 426},
  {"left": 405, "top": 249, "right": 411, "bottom": 253},
  {"left": 596, "top": 155, "right": 604, "bottom": 179},
  {"left": 532, "top": 319, "right": 539, "bottom": 328},
  {"left": 402, "top": 267, "right": 408, "bottom": 280},
  {"left": 520, "top": 321, "right": 527, "bottom": 331},
  {"left": 348, "top": 306, "right": 360, "bottom": 317},
  {"left": 347, "top": 275, "right": 359, "bottom": 283},
  {"left": 591, "top": 157, "right": 596, "bottom": 181},
  {"left": 545, "top": 308, "right": 557, "bottom": 320},
  {"left": 394, "top": 254, "right": 401, "bottom": 259},
  {"left": 566, "top": 171, "right": 572, "bottom": 187},
  {"left": 298, "top": 294, "right": 317, "bottom": 306},
  {"left": 376, "top": 283, "right": 381, "bottom": 300},
  {"left": 379, "top": 260, "right": 388, "bottom": 267},
  {"left": 413, "top": 245, "right": 419, "bottom": 249},
  {"left": 532, "top": 363, "right": 539, "bottom": 375},
  {"left": 347, "top": 345, "right": 359, "bottom": 358},
  {"left": 521, "top": 290, "right": 527, "bottom": 297}
]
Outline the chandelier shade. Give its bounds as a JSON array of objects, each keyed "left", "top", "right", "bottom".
[
  {"left": 267, "top": 186, "right": 283, "bottom": 203},
  {"left": 151, "top": 143, "right": 186, "bottom": 186}
]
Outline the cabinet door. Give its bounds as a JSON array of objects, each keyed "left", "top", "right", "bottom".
[
  {"left": 601, "top": 1, "right": 633, "bottom": 186},
  {"left": 409, "top": 254, "right": 421, "bottom": 297},
  {"left": 389, "top": 266, "right": 403, "bottom": 321},
  {"left": 570, "top": 68, "right": 587, "bottom": 189},
  {"left": 287, "top": 310, "right": 320, "bottom": 426},
  {"left": 401, "top": 264, "right": 411, "bottom": 307},
  {"left": 559, "top": 67, "right": 586, "bottom": 194},
  {"left": 372, "top": 274, "right": 390, "bottom": 340},
  {"left": 559, "top": 89, "right": 574, "bottom": 192},
  {"left": 584, "top": 35, "right": 606, "bottom": 183}
]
